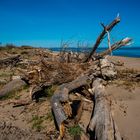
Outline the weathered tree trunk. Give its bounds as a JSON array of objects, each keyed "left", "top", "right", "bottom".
[
  {"left": 0, "top": 79, "right": 27, "bottom": 98},
  {"left": 51, "top": 75, "right": 92, "bottom": 138},
  {"left": 88, "top": 78, "right": 121, "bottom": 140},
  {"left": 84, "top": 16, "right": 120, "bottom": 62},
  {"left": 99, "top": 37, "right": 132, "bottom": 57}
]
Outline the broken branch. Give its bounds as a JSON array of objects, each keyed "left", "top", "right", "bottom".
[
  {"left": 84, "top": 16, "right": 120, "bottom": 62},
  {"left": 99, "top": 37, "right": 132, "bottom": 57}
]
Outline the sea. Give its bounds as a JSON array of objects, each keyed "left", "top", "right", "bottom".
[{"left": 48, "top": 47, "right": 140, "bottom": 58}]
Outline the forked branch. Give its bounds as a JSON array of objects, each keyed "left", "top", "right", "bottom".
[{"left": 84, "top": 16, "right": 120, "bottom": 62}]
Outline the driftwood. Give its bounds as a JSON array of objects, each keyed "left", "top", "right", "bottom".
[
  {"left": 0, "top": 79, "right": 27, "bottom": 98},
  {"left": 51, "top": 64, "right": 120, "bottom": 139},
  {"left": 51, "top": 75, "right": 92, "bottom": 138},
  {"left": 85, "top": 16, "right": 120, "bottom": 62},
  {"left": 99, "top": 37, "right": 132, "bottom": 57},
  {"left": 27, "top": 60, "right": 90, "bottom": 101},
  {"left": 88, "top": 78, "right": 121, "bottom": 140},
  {"left": 0, "top": 55, "right": 21, "bottom": 68}
]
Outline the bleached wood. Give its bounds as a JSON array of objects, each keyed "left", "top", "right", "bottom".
[{"left": 88, "top": 78, "right": 121, "bottom": 140}]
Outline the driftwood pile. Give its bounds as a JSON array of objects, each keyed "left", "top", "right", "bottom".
[
  {"left": 0, "top": 55, "right": 21, "bottom": 68},
  {"left": 0, "top": 16, "right": 132, "bottom": 140}
]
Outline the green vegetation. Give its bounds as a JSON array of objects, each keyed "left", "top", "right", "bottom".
[
  {"left": 0, "top": 44, "right": 17, "bottom": 51},
  {"left": 0, "top": 44, "right": 33, "bottom": 51},
  {"left": 44, "top": 85, "right": 57, "bottom": 98},
  {"left": 31, "top": 115, "right": 44, "bottom": 132},
  {"left": 30, "top": 112, "right": 53, "bottom": 132},
  {"left": 20, "top": 51, "right": 29, "bottom": 55},
  {"left": 14, "top": 93, "right": 21, "bottom": 100},
  {"left": 68, "top": 125, "right": 82, "bottom": 136},
  {"left": 22, "top": 84, "right": 30, "bottom": 90},
  {"left": 0, "top": 72, "right": 13, "bottom": 77},
  {"left": 44, "top": 112, "right": 54, "bottom": 121},
  {"left": 20, "top": 45, "right": 33, "bottom": 49}
]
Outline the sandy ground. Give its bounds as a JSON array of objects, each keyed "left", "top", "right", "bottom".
[
  {"left": 108, "top": 56, "right": 140, "bottom": 70},
  {"left": 107, "top": 56, "right": 140, "bottom": 140}
]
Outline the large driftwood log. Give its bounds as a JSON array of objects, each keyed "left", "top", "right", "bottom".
[
  {"left": 85, "top": 16, "right": 120, "bottom": 62},
  {"left": 99, "top": 37, "right": 132, "bottom": 57},
  {"left": 88, "top": 78, "right": 121, "bottom": 140},
  {"left": 51, "top": 75, "right": 92, "bottom": 138},
  {"left": 0, "top": 79, "right": 27, "bottom": 98},
  {"left": 0, "top": 55, "right": 21, "bottom": 68}
]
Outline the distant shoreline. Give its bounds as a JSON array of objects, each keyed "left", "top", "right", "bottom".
[
  {"left": 47, "top": 47, "right": 140, "bottom": 58},
  {"left": 0, "top": 44, "right": 140, "bottom": 58}
]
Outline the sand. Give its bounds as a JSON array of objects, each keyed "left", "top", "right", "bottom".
[
  {"left": 107, "top": 56, "right": 140, "bottom": 140},
  {"left": 108, "top": 56, "right": 140, "bottom": 70}
]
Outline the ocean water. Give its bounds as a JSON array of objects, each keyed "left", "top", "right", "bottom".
[{"left": 49, "top": 47, "right": 140, "bottom": 58}]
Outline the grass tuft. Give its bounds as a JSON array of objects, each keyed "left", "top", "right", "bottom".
[
  {"left": 30, "top": 112, "right": 53, "bottom": 132},
  {"left": 31, "top": 115, "right": 44, "bottom": 132},
  {"left": 44, "top": 85, "right": 57, "bottom": 98},
  {"left": 44, "top": 112, "right": 54, "bottom": 121},
  {"left": 68, "top": 125, "right": 82, "bottom": 136}
]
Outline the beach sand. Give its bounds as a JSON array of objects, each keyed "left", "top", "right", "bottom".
[
  {"left": 108, "top": 56, "right": 140, "bottom": 70},
  {"left": 107, "top": 56, "right": 140, "bottom": 140}
]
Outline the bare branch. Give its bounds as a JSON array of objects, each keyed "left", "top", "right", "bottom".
[
  {"left": 84, "top": 16, "right": 120, "bottom": 62},
  {"left": 99, "top": 37, "right": 132, "bottom": 57}
]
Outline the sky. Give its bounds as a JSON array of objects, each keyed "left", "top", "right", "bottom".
[{"left": 0, "top": 0, "right": 140, "bottom": 47}]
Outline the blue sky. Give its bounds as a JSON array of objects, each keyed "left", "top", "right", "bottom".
[{"left": 0, "top": 0, "right": 140, "bottom": 47}]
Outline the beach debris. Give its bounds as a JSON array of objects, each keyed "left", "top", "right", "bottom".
[{"left": 0, "top": 55, "right": 21, "bottom": 69}]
